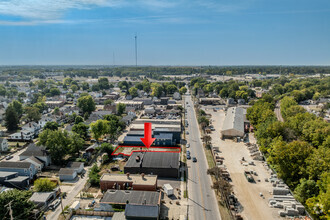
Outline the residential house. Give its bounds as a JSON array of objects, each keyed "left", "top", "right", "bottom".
[
  {"left": 19, "top": 143, "right": 51, "bottom": 166},
  {"left": 0, "top": 161, "right": 36, "bottom": 179},
  {"left": 125, "top": 204, "right": 159, "bottom": 220},
  {"left": 0, "top": 138, "right": 8, "bottom": 152},
  {"left": 23, "top": 156, "right": 44, "bottom": 172}
]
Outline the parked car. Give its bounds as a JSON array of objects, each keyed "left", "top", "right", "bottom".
[
  {"left": 50, "top": 199, "right": 61, "bottom": 210},
  {"left": 186, "top": 131, "right": 189, "bottom": 135},
  {"left": 187, "top": 150, "right": 190, "bottom": 155},
  {"left": 186, "top": 143, "right": 190, "bottom": 148},
  {"left": 88, "top": 200, "right": 96, "bottom": 207},
  {"left": 5, "top": 155, "right": 13, "bottom": 160},
  {"left": 192, "top": 157, "right": 197, "bottom": 162},
  {"left": 187, "top": 155, "right": 191, "bottom": 160}
]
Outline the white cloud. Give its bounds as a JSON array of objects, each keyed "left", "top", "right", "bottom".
[{"left": 0, "top": 0, "right": 127, "bottom": 19}]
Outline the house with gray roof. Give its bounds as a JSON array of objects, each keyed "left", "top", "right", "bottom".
[
  {"left": 19, "top": 143, "right": 51, "bottom": 166},
  {"left": 125, "top": 204, "right": 159, "bottom": 220},
  {"left": 0, "top": 161, "right": 36, "bottom": 179},
  {"left": 59, "top": 168, "right": 77, "bottom": 181}
]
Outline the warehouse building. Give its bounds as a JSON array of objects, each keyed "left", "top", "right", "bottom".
[
  {"left": 221, "top": 107, "right": 246, "bottom": 139},
  {"left": 124, "top": 152, "right": 180, "bottom": 178}
]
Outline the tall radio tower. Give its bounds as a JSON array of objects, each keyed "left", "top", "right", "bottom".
[{"left": 135, "top": 33, "right": 138, "bottom": 67}]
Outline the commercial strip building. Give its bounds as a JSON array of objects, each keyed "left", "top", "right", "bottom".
[
  {"left": 122, "top": 119, "right": 182, "bottom": 146},
  {"left": 124, "top": 152, "right": 180, "bottom": 178},
  {"left": 100, "top": 173, "right": 157, "bottom": 191}
]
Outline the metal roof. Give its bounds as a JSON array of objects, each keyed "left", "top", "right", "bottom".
[
  {"left": 125, "top": 152, "right": 179, "bottom": 169},
  {"left": 100, "top": 190, "right": 160, "bottom": 205},
  {"left": 221, "top": 107, "right": 245, "bottom": 134},
  {"left": 125, "top": 204, "right": 159, "bottom": 218}
]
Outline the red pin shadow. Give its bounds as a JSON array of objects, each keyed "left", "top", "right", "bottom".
[{"left": 140, "top": 122, "right": 155, "bottom": 149}]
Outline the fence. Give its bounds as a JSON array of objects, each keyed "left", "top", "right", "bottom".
[{"left": 75, "top": 210, "right": 114, "bottom": 217}]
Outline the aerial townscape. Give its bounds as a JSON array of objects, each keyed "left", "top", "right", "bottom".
[
  {"left": 0, "top": 66, "right": 328, "bottom": 220},
  {"left": 0, "top": 1, "right": 329, "bottom": 220}
]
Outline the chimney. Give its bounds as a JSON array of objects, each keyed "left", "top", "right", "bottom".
[
  {"left": 29, "top": 123, "right": 31, "bottom": 128},
  {"left": 126, "top": 173, "right": 130, "bottom": 178},
  {"left": 141, "top": 173, "right": 145, "bottom": 179}
]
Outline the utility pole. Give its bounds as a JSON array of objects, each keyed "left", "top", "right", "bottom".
[{"left": 135, "top": 33, "right": 138, "bottom": 67}]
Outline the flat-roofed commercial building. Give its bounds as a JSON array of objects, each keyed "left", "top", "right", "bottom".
[
  {"left": 100, "top": 173, "right": 157, "bottom": 191},
  {"left": 124, "top": 152, "right": 180, "bottom": 178}
]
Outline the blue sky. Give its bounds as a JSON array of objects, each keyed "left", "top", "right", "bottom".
[{"left": 0, "top": 0, "right": 329, "bottom": 65}]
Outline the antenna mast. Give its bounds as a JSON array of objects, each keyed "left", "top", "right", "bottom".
[{"left": 135, "top": 33, "right": 138, "bottom": 67}]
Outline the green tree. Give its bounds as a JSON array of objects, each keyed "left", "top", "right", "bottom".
[
  {"left": 11, "top": 100, "right": 23, "bottom": 118},
  {"left": 24, "top": 106, "right": 41, "bottom": 122},
  {"left": 306, "top": 172, "right": 330, "bottom": 219},
  {"left": 104, "top": 99, "right": 113, "bottom": 105},
  {"left": 179, "top": 86, "right": 187, "bottom": 95},
  {"left": 34, "top": 178, "right": 57, "bottom": 192},
  {"left": 49, "top": 87, "right": 61, "bottom": 96},
  {"left": 77, "top": 95, "right": 96, "bottom": 115},
  {"left": 90, "top": 120, "right": 109, "bottom": 141},
  {"left": 38, "top": 129, "right": 71, "bottom": 165},
  {"left": 53, "top": 107, "right": 60, "bottom": 115},
  {"left": 165, "top": 84, "right": 178, "bottom": 94},
  {"left": 5, "top": 105, "right": 19, "bottom": 131},
  {"left": 43, "top": 121, "right": 59, "bottom": 130},
  {"left": 0, "top": 85, "right": 6, "bottom": 96},
  {"left": 98, "top": 77, "right": 110, "bottom": 90},
  {"left": 0, "top": 189, "right": 35, "bottom": 220},
  {"left": 89, "top": 163, "right": 100, "bottom": 186},
  {"left": 72, "top": 122, "right": 89, "bottom": 140},
  {"left": 294, "top": 178, "right": 319, "bottom": 204},
  {"left": 129, "top": 87, "right": 138, "bottom": 98},
  {"left": 75, "top": 115, "right": 84, "bottom": 124},
  {"left": 269, "top": 140, "right": 313, "bottom": 187},
  {"left": 82, "top": 82, "right": 89, "bottom": 90},
  {"left": 116, "top": 103, "right": 126, "bottom": 116},
  {"left": 151, "top": 83, "right": 163, "bottom": 97},
  {"left": 70, "top": 84, "right": 79, "bottom": 93},
  {"left": 70, "top": 133, "right": 85, "bottom": 156}
]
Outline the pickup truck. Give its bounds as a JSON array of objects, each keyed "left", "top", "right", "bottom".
[{"left": 244, "top": 171, "right": 255, "bottom": 183}]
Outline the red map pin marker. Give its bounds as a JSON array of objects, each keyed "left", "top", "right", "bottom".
[{"left": 140, "top": 123, "right": 156, "bottom": 149}]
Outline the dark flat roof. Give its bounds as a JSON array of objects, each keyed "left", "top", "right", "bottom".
[
  {"left": 125, "top": 204, "right": 159, "bottom": 218},
  {"left": 125, "top": 152, "right": 179, "bottom": 169},
  {"left": 100, "top": 190, "right": 160, "bottom": 205}
]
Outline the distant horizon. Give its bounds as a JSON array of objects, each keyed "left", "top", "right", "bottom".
[{"left": 0, "top": 64, "right": 330, "bottom": 67}]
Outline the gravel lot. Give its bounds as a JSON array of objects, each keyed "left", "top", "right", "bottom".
[{"left": 203, "top": 106, "right": 281, "bottom": 220}]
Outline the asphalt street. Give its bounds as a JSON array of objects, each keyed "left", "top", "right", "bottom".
[{"left": 185, "top": 94, "right": 221, "bottom": 220}]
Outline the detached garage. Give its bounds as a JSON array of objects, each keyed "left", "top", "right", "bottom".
[
  {"left": 59, "top": 168, "right": 77, "bottom": 181},
  {"left": 221, "top": 107, "right": 246, "bottom": 139}
]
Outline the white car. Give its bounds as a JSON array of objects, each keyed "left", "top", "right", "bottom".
[{"left": 187, "top": 143, "right": 190, "bottom": 148}]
